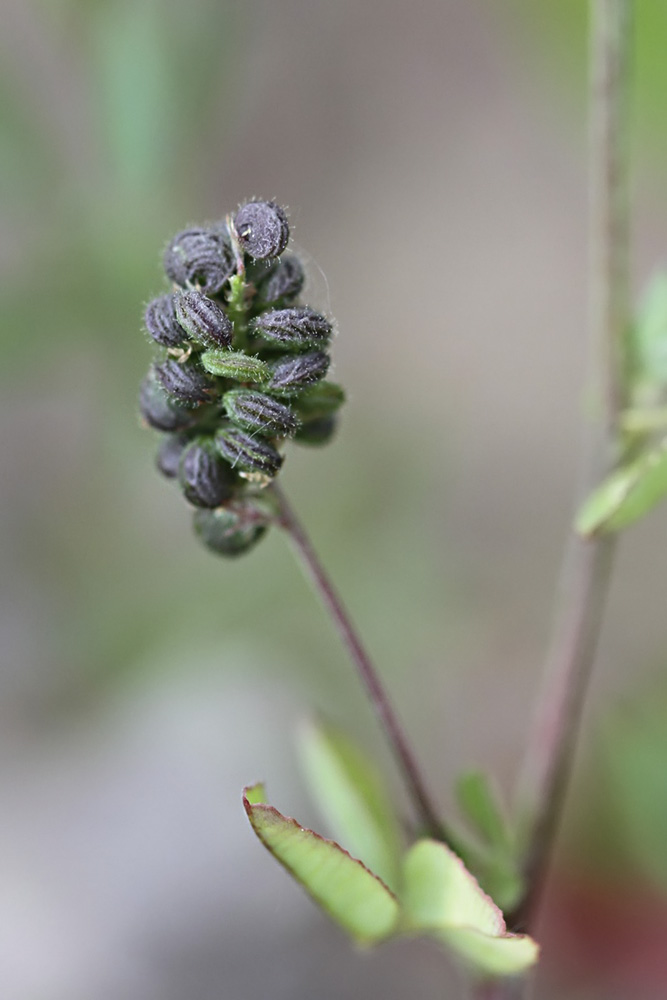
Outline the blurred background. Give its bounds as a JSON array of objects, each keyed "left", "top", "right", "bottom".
[{"left": 2, "top": 1, "right": 667, "bottom": 997}]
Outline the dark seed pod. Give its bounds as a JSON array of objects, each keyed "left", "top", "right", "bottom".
[
  {"left": 200, "top": 349, "right": 270, "bottom": 382},
  {"left": 164, "top": 226, "right": 236, "bottom": 294},
  {"left": 294, "top": 414, "right": 338, "bottom": 446},
  {"left": 254, "top": 307, "right": 332, "bottom": 351},
  {"left": 174, "top": 290, "right": 233, "bottom": 349},
  {"left": 294, "top": 380, "right": 345, "bottom": 420},
  {"left": 154, "top": 358, "right": 217, "bottom": 407},
  {"left": 258, "top": 255, "right": 305, "bottom": 304},
  {"left": 264, "top": 351, "right": 330, "bottom": 395},
  {"left": 144, "top": 294, "right": 186, "bottom": 348},
  {"left": 156, "top": 433, "right": 191, "bottom": 479},
  {"left": 178, "top": 437, "right": 235, "bottom": 508},
  {"left": 139, "top": 370, "right": 198, "bottom": 432},
  {"left": 216, "top": 425, "right": 283, "bottom": 477},
  {"left": 223, "top": 389, "right": 299, "bottom": 437},
  {"left": 234, "top": 200, "right": 289, "bottom": 260},
  {"left": 193, "top": 506, "right": 268, "bottom": 557}
]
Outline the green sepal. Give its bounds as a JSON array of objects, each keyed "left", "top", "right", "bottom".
[
  {"left": 298, "top": 719, "right": 403, "bottom": 891},
  {"left": 576, "top": 439, "right": 667, "bottom": 536},
  {"left": 200, "top": 349, "right": 270, "bottom": 383},
  {"left": 294, "top": 381, "right": 345, "bottom": 421},
  {"left": 402, "top": 839, "right": 539, "bottom": 978},
  {"left": 243, "top": 784, "right": 400, "bottom": 945}
]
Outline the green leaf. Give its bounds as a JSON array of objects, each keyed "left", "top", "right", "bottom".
[
  {"left": 402, "top": 840, "right": 538, "bottom": 977},
  {"left": 200, "top": 350, "right": 269, "bottom": 382},
  {"left": 576, "top": 441, "right": 667, "bottom": 537},
  {"left": 456, "top": 770, "right": 511, "bottom": 851},
  {"left": 298, "top": 719, "right": 403, "bottom": 891},
  {"left": 633, "top": 272, "right": 667, "bottom": 390},
  {"left": 243, "top": 784, "right": 400, "bottom": 944}
]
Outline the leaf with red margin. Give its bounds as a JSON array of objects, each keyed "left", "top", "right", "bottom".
[
  {"left": 243, "top": 783, "right": 400, "bottom": 945},
  {"left": 403, "top": 839, "right": 539, "bottom": 977}
]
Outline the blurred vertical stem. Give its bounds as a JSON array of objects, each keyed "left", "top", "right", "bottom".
[
  {"left": 271, "top": 482, "right": 447, "bottom": 842},
  {"left": 510, "top": 0, "right": 633, "bottom": 934}
]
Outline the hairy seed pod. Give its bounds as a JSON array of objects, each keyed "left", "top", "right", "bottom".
[
  {"left": 193, "top": 506, "right": 268, "bottom": 557},
  {"left": 164, "top": 226, "right": 236, "bottom": 294},
  {"left": 294, "top": 380, "right": 345, "bottom": 420},
  {"left": 254, "top": 307, "right": 332, "bottom": 351},
  {"left": 178, "top": 437, "right": 235, "bottom": 508},
  {"left": 200, "top": 349, "right": 270, "bottom": 383},
  {"left": 156, "top": 433, "right": 191, "bottom": 479},
  {"left": 234, "top": 200, "right": 289, "bottom": 259},
  {"left": 154, "top": 358, "right": 217, "bottom": 407},
  {"left": 223, "top": 389, "right": 299, "bottom": 437},
  {"left": 265, "top": 350, "right": 330, "bottom": 395},
  {"left": 139, "top": 370, "right": 198, "bottom": 432},
  {"left": 174, "top": 290, "right": 233, "bottom": 348},
  {"left": 144, "top": 294, "right": 186, "bottom": 348},
  {"left": 216, "top": 425, "right": 283, "bottom": 477},
  {"left": 294, "top": 414, "right": 338, "bottom": 446},
  {"left": 258, "top": 255, "right": 305, "bottom": 304}
]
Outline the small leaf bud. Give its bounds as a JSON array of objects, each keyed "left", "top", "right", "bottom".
[
  {"left": 193, "top": 506, "right": 268, "bottom": 557},
  {"left": 265, "top": 351, "right": 330, "bottom": 395},
  {"left": 200, "top": 349, "right": 270, "bottom": 383},
  {"left": 223, "top": 389, "right": 299, "bottom": 437},
  {"left": 154, "top": 358, "right": 218, "bottom": 407},
  {"left": 144, "top": 294, "right": 186, "bottom": 348},
  {"left": 294, "top": 380, "right": 345, "bottom": 420},
  {"left": 156, "top": 433, "right": 190, "bottom": 479},
  {"left": 139, "top": 370, "right": 198, "bottom": 432},
  {"left": 179, "top": 437, "right": 235, "bottom": 508},
  {"left": 164, "top": 226, "right": 236, "bottom": 294},
  {"left": 258, "top": 255, "right": 305, "bottom": 304},
  {"left": 294, "top": 414, "right": 338, "bottom": 446},
  {"left": 234, "top": 200, "right": 289, "bottom": 259},
  {"left": 216, "top": 425, "right": 283, "bottom": 477},
  {"left": 253, "top": 307, "right": 332, "bottom": 351},
  {"left": 174, "top": 290, "right": 233, "bottom": 349}
]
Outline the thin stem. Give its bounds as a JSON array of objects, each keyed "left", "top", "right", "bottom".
[
  {"left": 510, "top": 0, "right": 632, "bottom": 932},
  {"left": 271, "top": 481, "right": 447, "bottom": 841}
]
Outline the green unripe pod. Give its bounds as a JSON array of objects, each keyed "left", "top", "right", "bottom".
[
  {"left": 293, "top": 381, "right": 345, "bottom": 421},
  {"left": 223, "top": 389, "right": 299, "bottom": 437},
  {"left": 200, "top": 349, "right": 270, "bottom": 383},
  {"left": 193, "top": 506, "right": 268, "bottom": 557},
  {"left": 216, "top": 425, "right": 283, "bottom": 478}
]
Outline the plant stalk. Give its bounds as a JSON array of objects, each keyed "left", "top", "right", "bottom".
[
  {"left": 510, "top": 0, "right": 632, "bottom": 933},
  {"left": 271, "top": 481, "right": 447, "bottom": 841}
]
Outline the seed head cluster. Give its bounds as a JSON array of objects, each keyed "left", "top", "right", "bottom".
[{"left": 139, "top": 200, "right": 344, "bottom": 556}]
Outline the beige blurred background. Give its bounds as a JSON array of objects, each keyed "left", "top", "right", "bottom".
[{"left": 2, "top": 1, "right": 667, "bottom": 997}]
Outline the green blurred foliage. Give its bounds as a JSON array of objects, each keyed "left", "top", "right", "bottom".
[
  {"left": 508, "top": 1, "right": 667, "bottom": 165},
  {"left": 574, "top": 684, "right": 667, "bottom": 892}
]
